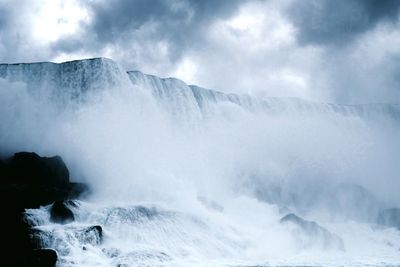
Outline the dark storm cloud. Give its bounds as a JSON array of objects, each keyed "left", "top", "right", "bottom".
[
  {"left": 53, "top": 0, "right": 242, "bottom": 64},
  {"left": 289, "top": 0, "right": 400, "bottom": 46},
  {"left": 89, "top": 0, "right": 189, "bottom": 43},
  {"left": 0, "top": 2, "right": 13, "bottom": 38},
  {"left": 88, "top": 0, "right": 241, "bottom": 41},
  {"left": 0, "top": 6, "right": 8, "bottom": 29}
]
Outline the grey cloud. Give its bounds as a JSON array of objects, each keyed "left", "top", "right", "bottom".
[
  {"left": 88, "top": 0, "right": 242, "bottom": 42},
  {"left": 89, "top": 0, "right": 189, "bottom": 43},
  {"left": 52, "top": 0, "right": 243, "bottom": 67},
  {"left": 0, "top": 6, "right": 9, "bottom": 29},
  {"left": 289, "top": 0, "right": 400, "bottom": 46},
  {"left": 0, "top": 0, "right": 54, "bottom": 63}
]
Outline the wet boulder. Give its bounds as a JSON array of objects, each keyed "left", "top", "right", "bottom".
[
  {"left": 28, "top": 249, "right": 58, "bottom": 267},
  {"left": 6, "top": 152, "right": 69, "bottom": 185},
  {"left": 28, "top": 228, "right": 53, "bottom": 249},
  {"left": 50, "top": 201, "right": 74, "bottom": 224},
  {"left": 377, "top": 208, "right": 400, "bottom": 229},
  {"left": 0, "top": 158, "right": 5, "bottom": 175},
  {"left": 280, "top": 213, "right": 344, "bottom": 251},
  {"left": 0, "top": 151, "right": 88, "bottom": 266},
  {"left": 0, "top": 152, "right": 88, "bottom": 209}
]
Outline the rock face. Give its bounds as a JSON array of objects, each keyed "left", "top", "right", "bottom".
[
  {"left": 0, "top": 152, "right": 88, "bottom": 207},
  {"left": 28, "top": 249, "right": 58, "bottom": 267},
  {"left": 280, "top": 213, "right": 345, "bottom": 251},
  {"left": 1, "top": 152, "right": 69, "bottom": 185},
  {"left": 0, "top": 151, "right": 88, "bottom": 267},
  {"left": 50, "top": 201, "right": 75, "bottom": 224},
  {"left": 377, "top": 208, "right": 400, "bottom": 229}
]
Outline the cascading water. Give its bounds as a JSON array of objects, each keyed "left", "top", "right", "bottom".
[{"left": 1, "top": 58, "right": 400, "bottom": 266}]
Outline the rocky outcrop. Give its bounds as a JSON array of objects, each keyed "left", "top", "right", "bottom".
[
  {"left": 0, "top": 152, "right": 88, "bottom": 267},
  {"left": 27, "top": 249, "right": 58, "bottom": 267},
  {"left": 0, "top": 152, "right": 69, "bottom": 185},
  {"left": 280, "top": 213, "right": 345, "bottom": 251},
  {"left": 0, "top": 152, "right": 88, "bottom": 207},
  {"left": 50, "top": 201, "right": 75, "bottom": 224}
]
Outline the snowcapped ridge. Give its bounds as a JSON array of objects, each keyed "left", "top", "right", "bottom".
[{"left": 0, "top": 57, "right": 399, "bottom": 120}]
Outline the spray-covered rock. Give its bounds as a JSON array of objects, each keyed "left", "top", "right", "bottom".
[
  {"left": 81, "top": 225, "right": 103, "bottom": 245},
  {"left": 28, "top": 249, "right": 58, "bottom": 267},
  {"left": 280, "top": 213, "right": 345, "bottom": 251},
  {"left": 50, "top": 201, "right": 75, "bottom": 224}
]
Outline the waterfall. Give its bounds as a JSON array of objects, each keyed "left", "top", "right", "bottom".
[{"left": 1, "top": 58, "right": 399, "bottom": 266}]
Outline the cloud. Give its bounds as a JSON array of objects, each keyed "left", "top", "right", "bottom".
[
  {"left": 50, "top": 0, "right": 243, "bottom": 74},
  {"left": 319, "top": 23, "right": 400, "bottom": 103},
  {"left": 86, "top": 0, "right": 241, "bottom": 50},
  {"left": 0, "top": 5, "right": 8, "bottom": 29},
  {"left": 289, "top": 0, "right": 400, "bottom": 46},
  {"left": 0, "top": 0, "right": 89, "bottom": 63},
  {"left": 175, "top": 0, "right": 324, "bottom": 99},
  {"left": 279, "top": 0, "right": 400, "bottom": 103}
]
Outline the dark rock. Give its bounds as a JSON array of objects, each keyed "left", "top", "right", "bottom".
[
  {"left": 28, "top": 228, "right": 52, "bottom": 249},
  {"left": 0, "top": 151, "right": 88, "bottom": 266},
  {"left": 0, "top": 152, "right": 88, "bottom": 209},
  {"left": 87, "top": 225, "right": 103, "bottom": 238},
  {"left": 28, "top": 249, "right": 58, "bottom": 267},
  {"left": 0, "top": 158, "right": 5, "bottom": 174},
  {"left": 50, "top": 200, "right": 75, "bottom": 224},
  {"left": 1, "top": 152, "right": 69, "bottom": 186},
  {"left": 0, "top": 183, "right": 87, "bottom": 210},
  {"left": 280, "top": 213, "right": 345, "bottom": 250},
  {"left": 377, "top": 208, "right": 400, "bottom": 229}
]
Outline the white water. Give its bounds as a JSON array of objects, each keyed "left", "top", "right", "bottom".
[{"left": 1, "top": 58, "right": 400, "bottom": 266}]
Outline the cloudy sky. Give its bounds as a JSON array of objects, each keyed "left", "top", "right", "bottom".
[{"left": 0, "top": 0, "right": 399, "bottom": 104}]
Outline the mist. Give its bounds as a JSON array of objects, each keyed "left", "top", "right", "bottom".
[{"left": 1, "top": 73, "right": 399, "bottom": 203}]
